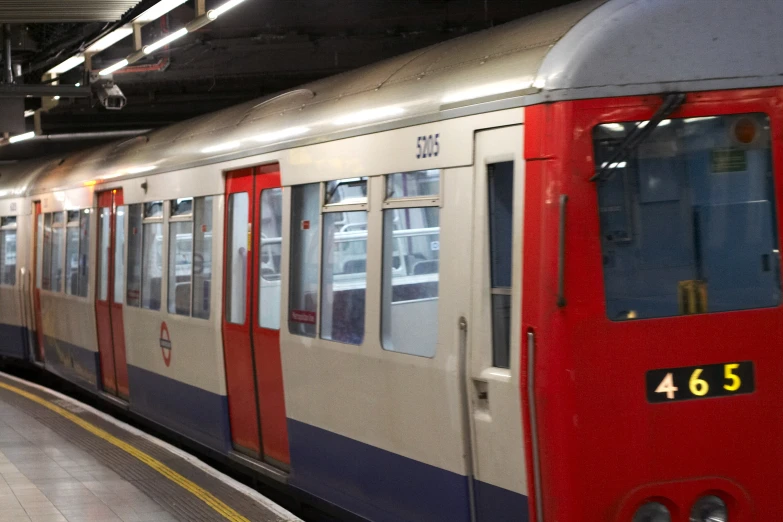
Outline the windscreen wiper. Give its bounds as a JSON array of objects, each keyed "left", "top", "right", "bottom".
[{"left": 590, "top": 93, "right": 686, "bottom": 182}]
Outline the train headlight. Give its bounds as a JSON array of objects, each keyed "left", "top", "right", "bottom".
[
  {"left": 633, "top": 501, "right": 672, "bottom": 522},
  {"left": 690, "top": 495, "right": 727, "bottom": 522}
]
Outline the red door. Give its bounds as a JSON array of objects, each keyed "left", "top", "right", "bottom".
[
  {"left": 32, "top": 201, "right": 44, "bottom": 362},
  {"left": 95, "top": 189, "right": 129, "bottom": 398},
  {"left": 222, "top": 165, "right": 290, "bottom": 468}
]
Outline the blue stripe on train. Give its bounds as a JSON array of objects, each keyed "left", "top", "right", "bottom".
[
  {"left": 287, "top": 419, "right": 529, "bottom": 522},
  {"left": 37, "top": 334, "right": 231, "bottom": 453},
  {"left": 43, "top": 335, "right": 99, "bottom": 388},
  {"left": 127, "top": 365, "right": 232, "bottom": 453},
  {"left": 0, "top": 323, "right": 27, "bottom": 359}
]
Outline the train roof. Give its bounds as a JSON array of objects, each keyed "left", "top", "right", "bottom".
[{"left": 3, "top": 0, "right": 783, "bottom": 199}]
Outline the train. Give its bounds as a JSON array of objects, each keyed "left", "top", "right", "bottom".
[{"left": 0, "top": 0, "right": 778, "bottom": 520}]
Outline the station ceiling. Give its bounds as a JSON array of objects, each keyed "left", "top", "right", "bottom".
[
  {"left": 0, "top": 0, "right": 142, "bottom": 22},
  {"left": 0, "top": 0, "right": 579, "bottom": 161}
]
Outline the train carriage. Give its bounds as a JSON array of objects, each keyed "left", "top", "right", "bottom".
[{"left": 0, "top": 0, "right": 780, "bottom": 520}]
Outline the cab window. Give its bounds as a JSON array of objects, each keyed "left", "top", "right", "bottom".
[{"left": 594, "top": 113, "right": 780, "bottom": 320}]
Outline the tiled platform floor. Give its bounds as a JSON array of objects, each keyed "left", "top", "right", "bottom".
[{"left": 0, "top": 375, "right": 297, "bottom": 522}]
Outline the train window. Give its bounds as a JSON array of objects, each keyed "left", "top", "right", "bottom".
[
  {"left": 126, "top": 204, "right": 142, "bottom": 307},
  {"left": 65, "top": 211, "right": 80, "bottom": 296},
  {"left": 193, "top": 196, "right": 213, "bottom": 320},
  {"left": 167, "top": 196, "right": 212, "bottom": 318},
  {"left": 488, "top": 161, "right": 514, "bottom": 369},
  {"left": 168, "top": 200, "right": 193, "bottom": 317},
  {"left": 50, "top": 212, "right": 65, "bottom": 293},
  {"left": 141, "top": 202, "right": 163, "bottom": 310},
  {"left": 594, "top": 113, "right": 780, "bottom": 320},
  {"left": 386, "top": 170, "right": 440, "bottom": 199},
  {"left": 320, "top": 178, "right": 368, "bottom": 345},
  {"left": 259, "top": 188, "right": 282, "bottom": 329},
  {"left": 381, "top": 206, "right": 440, "bottom": 357},
  {"left": 289, "top": 183, "right": 320, "bottom": 337},
  {"left": 81, "top": 210, "right": 91, "bottom": 298},
  {"left": 98, "top": 208, "right": 111, "bottom": 301},
  {"left": 325, "top": 177, "right": 367, "bottom": 205},
  {"left": 113, "top": 208, "right": 123, "bottom": 303},
  {"left": 171, "top": 198, "right": 193, "bottom": 217},
  {"left": 226, "top": 192, "right": 249, "bottom": 324},
  {"left": 0, "top": 216, "right": 17, "bottom": 286},
  {"left": 62, "top": 209, "right": 91, "bottom": 298},
  {"left": 36, "top": 213, "right": 45, "bottom": 289}
]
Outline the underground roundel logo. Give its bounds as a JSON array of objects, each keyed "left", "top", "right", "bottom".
[{"left": 160, "top": 321, "right": 172, "bottom": 367}]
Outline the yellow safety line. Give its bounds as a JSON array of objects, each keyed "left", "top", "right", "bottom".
[{"left": 0, "top": 380, "right": 250, "bottom": 522}]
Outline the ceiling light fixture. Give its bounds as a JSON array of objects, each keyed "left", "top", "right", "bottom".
[
  {"left": 86, "top": 27, "right": 134, "bottom": 53},
  {"left": 46, "top": 55, "right": 85, "bottom": 75},
  {"left": 9, "top": 132, "right": 35, "bottom": 144},
  {"left": 99, "top": 59, "right": 130, "bottom": 76},
  {"left": 143, "top": 28, "right": 188, "bottom": 54}
]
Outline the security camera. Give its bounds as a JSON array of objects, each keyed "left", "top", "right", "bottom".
[{"left": 92, "top": 79, "right": 126, "bottom": 110}]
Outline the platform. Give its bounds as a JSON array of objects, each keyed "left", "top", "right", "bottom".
[{"left": 0, "top": 372, "right": 299, "bottom": 522}]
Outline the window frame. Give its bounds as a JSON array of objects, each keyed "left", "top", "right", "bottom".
[
  {"left": 591, "top": 111, "right": 780, "bottom": 320},
  {"left": 0, "top": 216, "right": 17, "bottom": 287},
  {"left": 140, "top": 201, "right": 164, "bottom": 311},
  {"left": 168, "top": 198, "right": 195, "bottom": 317},
  {"left": 380, "top": 170, "right": 443, "bottom": 358},
  {"left": 319, "top": 178, "right": 369, "bottom": 345},
  {"left": 49, "top": 211, "right": 66, "bottom": 293},
  {"left": 64, "top": 210, "right": 81, "bottom": 296}
]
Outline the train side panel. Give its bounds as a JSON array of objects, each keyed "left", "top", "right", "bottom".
[{"left": 121, "top": 167, "right": 232, "bottom": 452}]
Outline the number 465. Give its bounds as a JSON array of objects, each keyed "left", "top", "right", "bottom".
[{"left": 655, "top": 364, "right": 742, "bottom": 400}]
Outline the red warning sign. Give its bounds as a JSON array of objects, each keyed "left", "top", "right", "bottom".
[
  {"left": 290, "top": 309, "right": 316, "bottom": 324},
  {"left": 160, "top": 321, "right": 172, "bottom": 367}
]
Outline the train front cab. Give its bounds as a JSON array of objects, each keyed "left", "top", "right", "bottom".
[{"left": 524, "top": 87, "right": 783, "bottom": 521}]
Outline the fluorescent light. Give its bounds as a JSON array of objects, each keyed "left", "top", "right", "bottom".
[
  {"left": 600, "top": 161, "right": 628, "bottom": 169},
  {"left": 201, "top": 141, "right": 240, "bottom": 154},
  {"left": 126, "top": 165, "right": 156, "bottom": 174},
  {"left": 9, "top": 132, "right": 35, "bottom": 144},
  {"left": 134, "top": 0, "right": 189, "bottom": 23},
  {"left": 87, "top": 27, "right": 133, "bottom": 52},
  {"left": 143, "top": 28, "right": 188, "bottom": 54},
  {"left": 211, "top": 0, "right": 247, "bottom": 18},
  {"left": 332, "top": 106, "right": 405, "bottom": 126},
  {"left": 441, "top": 80, "right": 532, "bottom": 104},
  {"left": 100, "top": 59, "right": 129, "bottom": 76},
  {"left": 251, "top": 126, "right": 310, "bottom": 143},
  {"left": 24, "top": 110, "right": 34, "bottom": 118},
  {"left": 46, "top": 55, "right": 85, "bottom": 75}
]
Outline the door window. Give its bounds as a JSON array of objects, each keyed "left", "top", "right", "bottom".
[
  {"left": 487, "top": 161, "right": 514, "bottom": 369},
  {"left": 594, "top": 113, "right": 780, "bottom": 320},
  {"left": 113, "top": 207, "right": 123, "bottom": 303},
  {"left": 226, "top": 192, "right": 249, "bottom": 324},
  {"left": 259, "top": 188, "right": 282, "bottom": 329},
  {"left": 98, "top": 208, "right": 111, "bottom": 300}
]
